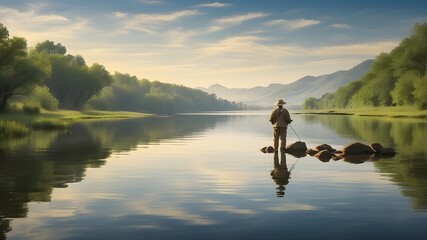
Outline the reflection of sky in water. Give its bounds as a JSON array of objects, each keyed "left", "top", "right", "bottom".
[{"left": 8, "top": 112, "right": 427, "bottom": 240}]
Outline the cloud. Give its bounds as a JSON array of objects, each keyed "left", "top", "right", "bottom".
[
  {"left": 199, "top": 35, "right": 303, "bottom": 58},
  {"left": 33, "top": 14, "right": 69, "bottom": 22},
  {"left": 115, "top": 9, "right": 200, "bottom": 34},
  {"left": 163, "top": 28, "right": 198, "bottom": 47},
  {"left": 197, "top": 2, "right": 231, "bottom": 8},
  {"left": 207, "top": 12, "right": 268, "bottom": 32},
  {"left": 0, "top": 5, "right": 88, "bottom": 44},
  {"left": 331, "top": 23, "right": 351, "bottom": 29},
  {"left": 266, "top": 18, "right": 321, "bottom": 30},
  {"left": 136, "top": 0, "right": 164, "bottom": 4},
  {"left": 311, "top": 41, "right": 398, "bottom": 56},
  {"left": 216, "top": 12, "right": 268, "bottom": 25}
]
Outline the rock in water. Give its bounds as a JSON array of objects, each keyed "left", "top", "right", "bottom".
[
  {"left": 260, "top": 146, "right": 276, "bottom": 153},
  {"left": 339, "top": 142, "right": 375, "bottom": 155},
  {"left": 314, "top": 144, "right": 334, "bottom": 152},
  {"left": 380, "top": 148, "right": 396, "bottom": 156},
  {"left": 314, "top": 150, "right": 333, "bottom": 162},
  {"left": 286, "top": 141, "right": 307, "bottom": 152},
  {"left": 370, "top": 143, "right": 384, "bottom": 153},
  {"left": 306, "top": 148, "right": 318, "bottom": 156}
]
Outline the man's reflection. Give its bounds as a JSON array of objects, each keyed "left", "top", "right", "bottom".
[{"left": 270, "top": 151, "right": 290, "bottom": 197}]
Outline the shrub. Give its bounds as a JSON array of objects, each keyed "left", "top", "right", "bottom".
[
  {"left": 23, "top": 86, "right": 59, "bottom": 111},
  {"left": 31, "top": 120, "right": 69, "bottom": 130},
  {"left": 0, "top": 120, "right": 30, "bottom": 138},
  {"left": 23, "top": 105, "right": 41, "bottom": 114}
]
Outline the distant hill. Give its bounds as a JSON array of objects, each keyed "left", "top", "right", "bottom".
[{"left": 199, "top": 59, "right": 373, "bottom": 108}]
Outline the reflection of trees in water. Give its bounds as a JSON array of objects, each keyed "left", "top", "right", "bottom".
[
  {"left": 301, "top": 114, "right": 427, "bottom": 210},
  {"left": 84, "top": 115, "right": 226, "bottom": 152},
  {"left": 0, "top": 115, "right": 226, "bottom": 236}
]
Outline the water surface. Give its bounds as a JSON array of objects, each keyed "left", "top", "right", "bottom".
[{"left": 1, "top": 111, "right": 426, "bottom": 240}]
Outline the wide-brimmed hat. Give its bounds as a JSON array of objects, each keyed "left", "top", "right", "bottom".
[{"left": 275, "top": 99, "right": 286, "bottom": 106}]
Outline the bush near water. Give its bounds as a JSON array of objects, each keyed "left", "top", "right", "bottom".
[{"left": 0, "top": 120, "right": 30, "bottom": 138}]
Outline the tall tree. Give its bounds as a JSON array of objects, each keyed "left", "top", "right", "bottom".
[
  {"left": 34, "top": 42, "right": 112, "bottom": 109},
  {"left": 0, "top": 24, "right": 51, "bottom": 111},
  {"left": 35, "top": 40, "right": 67, "bottom": 55}
]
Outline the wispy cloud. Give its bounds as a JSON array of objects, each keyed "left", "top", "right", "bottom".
[
  {"left": 197, "top": 2, "right": 231, "bottom": 8},
  {"left": 114, "top": 9, "right": 200, "bottom": 34},
  {"left": 216, "top": 12, "right": 268, "bottom": 25},
  {"left": 331, "top": 23, "right": 351, "bottom": 29},
  {"left": 266, "top": 18, "right": 321, "bottom": 30},
  {"left": 136, "top": 0, "right": 164, "bottom": 5},
  {"left": 207, "top": 12, "right": 268, "bottom": 32},
  {"left": 163, "top": 28, "right": 198, "bottom": 47},
  {"left": 0, "top": 5, "right": 87, "bottom": 44},
  {"left": 311, "top": 41, "right": 398, "bottom": 56}
]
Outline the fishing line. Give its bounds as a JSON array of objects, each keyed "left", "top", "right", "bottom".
[
  {"left": 289, "top": 124, "right": 301, "bottom": 141},
  {"left": 288, "top": 158, "right": 300, "bottom": 173}
]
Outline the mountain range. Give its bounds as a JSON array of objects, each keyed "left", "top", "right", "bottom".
[{"left": 198, "top": 59, "right": 373, "bottom": 108}]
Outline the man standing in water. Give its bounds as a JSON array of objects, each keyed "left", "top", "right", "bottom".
[{"left": 269, "top": 99, "right": 292, "bottom": 151}]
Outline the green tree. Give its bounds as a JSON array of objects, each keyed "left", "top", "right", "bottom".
[
  {"left": 412, "top": 74, "right": 427, "bottom": 108},
  {"left": 35, "top": 43, "right": 112, "bottom": 109},
  {"left": 34, "top": 40, "right": 66, "bottom": 55},
  {"left": 87, "top": 72, "right": 240, "bottom": 113},
  {"left": 303, "top": 97, "right": 319, "bottom": 110},
  {"left": 21, "top": 86, "right": 59, "bottom": 111},
  {"left": 391, "top": 23, "right": 427, "bottom": 77},
  {"left": 391, "top": 71, "right": 417, "bottom": 105},
  {"left": 305, "top": 22, "right": 426, "bottom": 110},
  {"left": 0, "top": 24, "right": 51, "bottom": 111}
]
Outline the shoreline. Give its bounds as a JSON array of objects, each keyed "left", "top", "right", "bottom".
[
  {"left": 293, "top": 107, "right": 427, "bottom": 119},
  {"left": 0, "top": 110, "right": 152, "bottom": 127}
]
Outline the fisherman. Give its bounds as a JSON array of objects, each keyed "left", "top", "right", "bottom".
[{"left": 269, "top": 99, "right": 292, "bottom": 151}]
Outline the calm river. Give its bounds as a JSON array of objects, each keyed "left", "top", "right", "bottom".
[{"left": 0, "top": 111, "right": 426, "bottom": 240}]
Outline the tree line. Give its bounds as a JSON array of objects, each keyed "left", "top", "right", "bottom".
[
  {"left": 303, "top": 22, "right": 427, "bottom": 110},
  {"left": 0, "top": 23, "right": 241, "bottom": 114}
]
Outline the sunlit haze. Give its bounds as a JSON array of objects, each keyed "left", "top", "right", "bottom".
[{"left": 1, "top": 0, "right": 426, "bottom": 88}]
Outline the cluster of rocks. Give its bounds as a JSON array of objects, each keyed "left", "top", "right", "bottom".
[
  {"left": 260, "top": 141, "right": 308, "bottom": 154},
  {"left": 261, "top": 141, "right": 396, "bottom": 163}
]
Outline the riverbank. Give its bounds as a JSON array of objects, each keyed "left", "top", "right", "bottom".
[
  {"left": 0, "top": 110, "right": 151, "bottom": 124},
  {"left": 294, "top": 106, "right": 427, "bottom": 118},
  {"left": 0, "top": 110, "right": 151, "bottom": 138}
]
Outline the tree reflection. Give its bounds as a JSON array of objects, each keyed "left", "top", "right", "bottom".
[
  {"left": 301, "top": 114, "right": 427, "bottom": 209},
  {"left": 0, "top": 115, "right": 226, "bottom": 237}
]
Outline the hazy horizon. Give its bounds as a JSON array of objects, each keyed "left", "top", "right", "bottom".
[{"left": 1, "top": 0, "right": 426, "bottom": 88}]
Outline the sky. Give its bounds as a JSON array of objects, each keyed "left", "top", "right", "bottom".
[{"left": 0, "top": 0, "right": 426, "bottom": 88}]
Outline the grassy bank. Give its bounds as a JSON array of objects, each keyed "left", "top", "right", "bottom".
[
  {"left": 294, "top": 106, "right": 427, "bottom": 118},
  {"left": 0, "top": 110, "right": 151, "bottom": 137}
]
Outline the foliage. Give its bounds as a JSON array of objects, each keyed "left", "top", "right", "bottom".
[
  {"left": 22, "top": 105, "right": 40, "bottom": 114},
  {"left": 28, "top": 86, "right": 59, "bottom": 111},
  {"left": 36, "top": 47, "right": 112, "bottom": 109},
  {"left": 303, "top": 22, "right": 427, "bottom": 110},
  {"left": 0, "top": 120, "right": 29, "bottom": 138},
  {"left": 0, "top": 24, "right": 51, "bottom": 112},
  {"left": 31, "top": 120, "right": 69, "bottom": 130},
  {"left": 87, "top": 72, "right": 240, "bottom": 114},
  {"left": 1, "top": 23, "right": 242, "bottom": 114},
  {"left": 34, "top": 40, "right": 67, "bottom": 55}
]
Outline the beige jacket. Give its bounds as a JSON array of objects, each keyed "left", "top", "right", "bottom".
[{"left": 270, "top": 107, "right": 292, "bottom": 128}]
